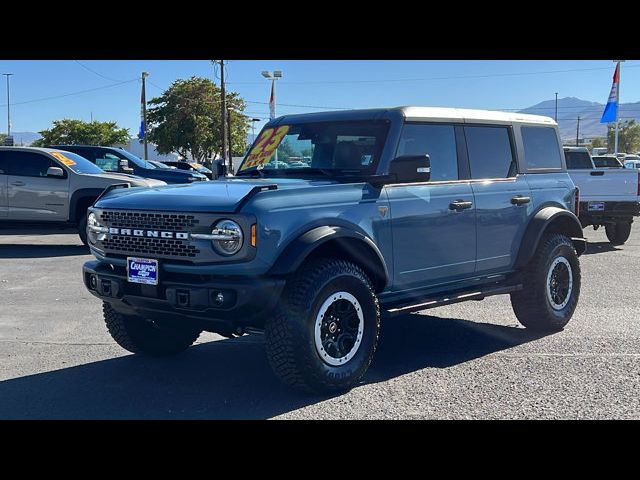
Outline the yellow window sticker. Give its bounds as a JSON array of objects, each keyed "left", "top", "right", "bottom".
[
  {"left": 240, "top": 125, "right": 290, "bottom": 171},
  {"left": 50, "top": 151, "right": 77, "bottom": 166}
]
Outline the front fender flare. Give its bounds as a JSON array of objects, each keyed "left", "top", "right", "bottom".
[{"left": 269, "top": 226, "right": 389, "bottom": 290}]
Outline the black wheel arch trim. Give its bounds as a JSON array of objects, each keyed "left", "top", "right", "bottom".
[
  {"left": 69, "top": 188, "right": 104, "bottom": 222},
  {"left": 515, "top": 207, "right": 586, "bottom": 268},
  {"left": 269, "top": 226, "right": 389, "bottom": 291}
]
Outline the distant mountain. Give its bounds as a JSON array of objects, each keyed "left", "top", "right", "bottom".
[
  {"left": 9, "top": 131, "right": 41, "bottom": 145},
  {"left": 519, "top": 97, "right": 640, "bottom": 140}
]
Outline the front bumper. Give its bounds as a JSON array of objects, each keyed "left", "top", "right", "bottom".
[{"left": 82, "top": 260, "right": 285, "bottom": 328}]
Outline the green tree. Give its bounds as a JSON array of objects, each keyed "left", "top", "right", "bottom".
[
  {"left": 32, "top": 119, "right": 130, "bottom": 147},
  {"left": 0, "top": 133, "right": 5, "bottom": 145},
  {"left": 147, "top": 77, "right": 249, "bottom": 162},
  {"left": 590, "top": 137, "right": 606, "bottom": 149},
  {"left": 607, "top": 120, "right": 640, "bottom": 153}
]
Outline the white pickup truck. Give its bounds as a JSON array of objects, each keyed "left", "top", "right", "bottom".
[{"left": 564, "top": 146, "right": 640, "bottom": 245}]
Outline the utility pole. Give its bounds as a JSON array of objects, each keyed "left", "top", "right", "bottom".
[
  {"left": 141, "top": 72, "right": 149, "bottom": 160},
  {"left": 554, "top": 92, "right": 558, "bottom": 122},
  {"left": 2, "top": 73, "right": 13, "bottom": 137},
  {"left": 227, "top": 108, "right": 233, "bottom": 171},
  {"left": 576, "top": 116, "right": 580, "bottom": 147},
  {"left": 219, "top": 60, "right": 228, "bottom": 172}
]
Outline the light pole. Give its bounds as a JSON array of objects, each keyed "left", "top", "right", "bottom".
[
  {"left": 554, "top": 92, "right": 558, "bottom": 122},
  {"left": 262, "top": 70, "right": 282, "bottom": 166},
  {"left": 2, "top": 73, "right": 13, "bottom": 138},
  {"left": 250, "top": 118, "right": 260, "bottom": 145},
  {"left": 141, "top": 71, "right": 149, "bottom": 160}
]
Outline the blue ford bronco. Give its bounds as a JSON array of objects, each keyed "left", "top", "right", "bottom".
[{"left": 82, "top": 107, "right": 586, "bottom": 393}]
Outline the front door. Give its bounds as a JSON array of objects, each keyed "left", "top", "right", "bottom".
[
  {"left": 463, "top": 125, "right": 531, "bottom": 273},
  {"left": 387, "top": 123, "right": 476, "bottom": 291},
  {"left": 5, "top": 150, "right": 70, "bottom": 221}
]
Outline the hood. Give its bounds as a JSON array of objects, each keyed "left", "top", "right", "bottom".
[
  {"left": 93, "top": 177, "right": 330, "bottom": 212},
  {"left": 94, "top": 172, "right": 167, "bottom": 187}
]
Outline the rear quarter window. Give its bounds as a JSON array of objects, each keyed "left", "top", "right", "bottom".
[{"left": 522, "top": 126, "right": 563, "bottom": 170}]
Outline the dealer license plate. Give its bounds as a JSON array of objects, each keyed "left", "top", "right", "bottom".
[
  {"left": 588, "top": 201, "right": 605, "bottom": 212},
  {"left": 127, "top": 257, "right": 159, "bottom": 285}
]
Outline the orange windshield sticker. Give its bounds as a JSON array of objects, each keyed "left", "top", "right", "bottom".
[
  {"left": 241, "top": 125, "right": 290, "bottom": 170},
  {"left": 50, "top": 151, "right": 77, "bottom": 166}
]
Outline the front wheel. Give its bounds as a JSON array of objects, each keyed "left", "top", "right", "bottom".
[
  {"left": 511, "top": 234, "right": 581, "bottom": 332},
  {"left": 265, "top": 258, "right": 380, "bottom": 393},
  {"left": 103, "top": 303, "right": 201, "bottom": 356},
  {"left": 605, "top": 221, "right": 632, "bottom": 246}
]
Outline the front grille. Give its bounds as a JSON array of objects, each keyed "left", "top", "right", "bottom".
[
  {"left": 100, "top": 211, "right": 199, "bottom": 230},
  {"left": 102, "top": 236, "right": 200, "bottom": 258}
]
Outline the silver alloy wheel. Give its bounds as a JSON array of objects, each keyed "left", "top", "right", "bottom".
[
  {"left": 546, "top": 256, "right": 573, "bottom": 310},
  {"left": 314, "top": 291, "right": 364, "bottom": 366}
]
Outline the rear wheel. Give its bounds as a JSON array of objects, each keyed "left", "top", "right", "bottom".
[
  {"left": 103, "top": 302, "right": 201, "bottom": 356},
  {"left": 265, "top": 258, "right": 380, "bottom": 393},
  {"left": 605, "top": 221, "right": 632, "bottom": 246},
  {"left": 511, "top": 234, "right": 581, "bottom": 332}
]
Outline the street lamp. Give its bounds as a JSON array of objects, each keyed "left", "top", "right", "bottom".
[
  {"left": 262, "top": 70, "right": 283, "bottom": 166},
  {"left": 250, "top": 118, "right": 260, "bottom": 144},
  {"left": 2, "top": 73, "right": 14, "bottom": 138}
]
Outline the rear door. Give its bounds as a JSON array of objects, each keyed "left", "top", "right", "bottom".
[
  {"left": 465, "top": 125, "right": 531, "bottom": 273},
  {"left": 6, "top": 150, "right": 70, "bottom": 221},
  {"left": 0, "top": 151, "right": 7, "bottom": 217}
]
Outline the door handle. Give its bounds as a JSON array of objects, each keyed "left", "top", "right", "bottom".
[
  {"left": 511, "top": 196, "right": 531, "bottom": 206},
  {"left": 449, "top": 200, "right": 473, "bottom": 211},
  {"left": 11, "top": 181, "right": 25, "bottom": 187},
  {"left": 590, "top": 171, "right": 605, "bottom": 176}
]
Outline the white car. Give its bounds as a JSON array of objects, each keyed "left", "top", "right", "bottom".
[{"left": 624, "top": 159, "right": 640, "bottom": 169}]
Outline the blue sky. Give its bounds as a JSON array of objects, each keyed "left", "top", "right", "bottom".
[{"left": 1, "top": 60, "right": 638, "bottom": 136}]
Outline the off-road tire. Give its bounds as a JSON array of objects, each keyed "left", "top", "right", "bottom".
[
  {"left": 103, "top": 302, "right": 201, "bottom": 356},
  {"left": 605, "top": 221, "right": 632, "bottom": 246},
  {"left": 511, "top": 234, "right": 581, "bottom": 332},
  {"left": 265, "top": 258, "right": 380, "bottom": 393},
  {"left": 78, "top": 213, "right": 88, "bottom": 246}
]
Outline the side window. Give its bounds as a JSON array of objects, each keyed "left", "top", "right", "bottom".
[
  {"left": 564, "top": 151, "right": 592, "bottom": 169},
  {"left": 465, "top": 126, "right": 515, "bottom": 179},
  {"left": 5, "top": 151, "right": 58, "bottom": 177},
  {"left": 95, "top": 152, "right": 121, "bottom": 172},
  {"left": 396, "top": 124, "right": 458, "bottom": 181},
  {"left": 522, "top": 126, "right": 563, "bottom": 170}
]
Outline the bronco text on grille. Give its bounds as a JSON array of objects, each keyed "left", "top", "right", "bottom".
[{"left": 99, "top": 210, "right": 200, "bottom": 258}]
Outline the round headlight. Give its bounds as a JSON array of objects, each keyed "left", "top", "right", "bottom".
[
  {"left": 87, "top": 212, "right": 99, "bottom": 244},
  {"left": 211, "top": 219, "right": 243, "bottom": 256}
]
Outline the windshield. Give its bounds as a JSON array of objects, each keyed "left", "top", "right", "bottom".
[
  {"left": 116, "top": 149, "right": 157, "bottom": 169},
  {"left": 237, "top": 121, "right": 389, "bottom": 176},
  {"left": 49, "top": 150, "right": 105, "bottom": 175}
]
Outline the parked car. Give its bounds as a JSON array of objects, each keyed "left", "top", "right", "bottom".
[
  {"left": 564, "top": 146, "right": 640, "bottom": 245},
  {"left": 624, "top": 159, "right": 640, "bottom": 170},
  {"left": 0, "top": 147, "right": 165, "bottom": 244},
  {"left": 592, "top": 147, "right": 609, "bottom": 156},
  {"left": 83, "top": 107, "right": 585, "bottom": 393},
  {"left": 161, "top": 160, "right": 213, "bottom": 179},
  {"left": 592, "top": 155, "right": 623, "bottom": 168},
  {"left": 49, "top": 145, "right": 208, "bottom": 184}
]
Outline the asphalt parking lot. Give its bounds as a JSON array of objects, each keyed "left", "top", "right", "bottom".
[{"left": 0, "top": 225, "right": 639, "bottom": 419}]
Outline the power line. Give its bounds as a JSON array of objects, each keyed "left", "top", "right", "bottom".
[
  {"left": 0, "top": 78, "right": 139, "bottom": 108},
  {"left": 73, "top": 60, "right": 126, "bottom": 83},
  {"left": 227, "top": 63, "right": 640, "bottom": 86}
]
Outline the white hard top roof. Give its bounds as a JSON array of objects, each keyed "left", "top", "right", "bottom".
[{"left": 398, "top": 106, "right": 556, "bottom": 125}]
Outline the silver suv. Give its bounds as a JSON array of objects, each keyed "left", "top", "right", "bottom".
[{"left": 0, "top": 147, "right": 166, "bottom": 244}]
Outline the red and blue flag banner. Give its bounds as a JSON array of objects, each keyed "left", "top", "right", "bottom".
[
  {"left": 600, "top": 63, "right": 620, "bottom": 124},
  {"left": 139, "top": 79, "right": 146, "bottom": 139},
  {"left": 269, "top": 81, "right": 276, "bottom": 120}
]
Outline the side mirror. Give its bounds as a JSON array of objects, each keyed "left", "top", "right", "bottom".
[
  {"left": 388, "top": 154, "right": 431, "bottom": 183},
  {"left": 118, "top": 159, "right": 134, "bottom": 174},
  {"left": 46, "top": 166, "right": 65, "bottom": 178}
]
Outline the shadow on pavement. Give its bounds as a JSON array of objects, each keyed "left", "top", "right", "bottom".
[
  {"left": 582, "top": 241, "right": 620, "bottom": 255},
  {"left": 0, "top": 314, "right": 546, "bottom": 419},
  {"left": 0, "top": 244, "right": 88, "bottom": 258}
]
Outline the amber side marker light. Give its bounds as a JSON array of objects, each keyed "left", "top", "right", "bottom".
[{"left": 251, "top": 224, "right": 257, "bottom": 247}]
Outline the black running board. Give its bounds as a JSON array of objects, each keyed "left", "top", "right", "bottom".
[{"left": 384, "top": 284, "right": 523, "bottom": 316}]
